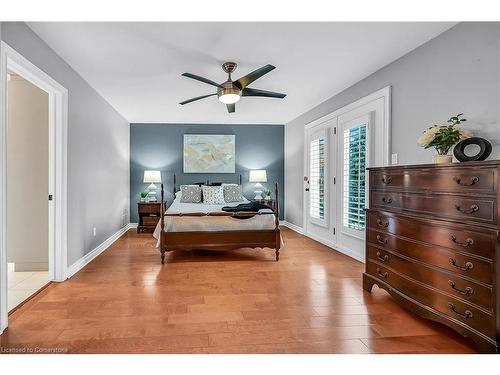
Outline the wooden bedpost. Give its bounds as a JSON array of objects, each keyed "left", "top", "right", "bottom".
[
  {"left": 173, "top": 174, "right": 177, "bottom": 196},
  {"left": 160, "top": 183, "right": 165, "bottom": 264},
  {"left": 274, "top": 181, "right": 280, "bottom": 261}
]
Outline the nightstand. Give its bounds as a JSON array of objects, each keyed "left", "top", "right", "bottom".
[
  {"left": 137, "top": 202, "right": 166, "bottom": 233},
  {"left": 250, "top": 199, "right": 277, "bottom": 213}
]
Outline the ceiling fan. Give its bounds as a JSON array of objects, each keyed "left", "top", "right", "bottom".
[{"left": 179, "top": 62, "right": 286, "bottom": 113}]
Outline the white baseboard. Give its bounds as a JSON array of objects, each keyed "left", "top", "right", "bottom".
[
  {"left": 331, "top": 243, "right": 365, "bottom": 263},
  {"left": 279, "top": 220, "right": 304, "bottom": 234},
  {"left": 66, "top": 223, "right": 133, "bottom": 279},
  {"left": 304, "top": 231, "right": 365, "bottom": 263},
  {"left": 280, "top": 222, "right": 364, "bottom": 263},
  {"left": 129, "top": 222, "right": 138, "bottom": 228}
]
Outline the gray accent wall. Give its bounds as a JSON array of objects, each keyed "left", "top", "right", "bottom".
[
  {"left": 130, "top": 123, "right": 284, "bottom": 222},
  {"left": 285, "top": 22, "right": 500, "bottom": 228},
  {"left": 1, "top": 22, "right": 130, "bottom": 266}
]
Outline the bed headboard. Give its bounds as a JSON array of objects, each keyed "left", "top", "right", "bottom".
[{"left": 173, "top": 173, "right": 242, "bottom": 194}]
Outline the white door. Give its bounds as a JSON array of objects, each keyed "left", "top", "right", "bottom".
[
  {"left": 304, "top": 122, "right": 335, "bottom": 245},
  {"left": 335, "top": 113, "right": 372, "bottom": 257}
]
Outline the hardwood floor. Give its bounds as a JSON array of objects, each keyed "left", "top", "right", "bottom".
[{"left": 0, "top": 227, "right": 478, "bottom": 354}]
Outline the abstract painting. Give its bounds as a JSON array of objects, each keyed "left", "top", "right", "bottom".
[{"left": 183, "top": 134, "right": 235, "bottom": 173}]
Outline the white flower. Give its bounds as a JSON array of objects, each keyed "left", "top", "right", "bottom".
[
  {"left": 459, "top": 128, "right": 473, "bottom": 140},
  {"left": 418, "top": 127, "right": 440, "bottom": 147}
]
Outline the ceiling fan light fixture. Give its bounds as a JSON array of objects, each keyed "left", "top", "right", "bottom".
[
  {"left": 218, "top": 93, "right": 241, "bottom": 104},
  {"left": 217, "top": 84, "right": 241, "bottom": 104},
  {"left": 180, "top": 62, "right": 285, "bottom": 113}
]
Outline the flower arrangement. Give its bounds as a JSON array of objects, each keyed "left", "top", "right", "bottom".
[{"left": 418, "top": 114, "right": 472, "bottom": 157}]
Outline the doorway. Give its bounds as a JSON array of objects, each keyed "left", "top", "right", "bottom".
[
  {"left": 6, "top": 70, "right": 50, "bottom": 311},
  {"left": 303, "top": 86, "right": 391, "bottom": 261},
  {"left": 0, "top": 42, "right": 68, "bottom": 333}
]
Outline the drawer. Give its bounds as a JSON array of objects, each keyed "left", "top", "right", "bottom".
[
  {"left": 370, "top": 191, "right": 496, "bottom": 225},
  {"left": 367, "top": 246, "right": 492, "bottom": 309},
  {"left": 366, "top": 230, "right": 493, "bottom": 284},
  {"left": 370, "top": 167, "right": 497, "bottom": 194},
  {"left": 138, "top": 204, "right": 161, "bottom": 214},
  {"left": 366, "top": 261, "right": 495, "bottom": 338},
  {"left": 367, "top": 210, "right": 497, "bottom": 259},
  {"left": 143, "top": 216, "right": 160, "bottom": 226}
]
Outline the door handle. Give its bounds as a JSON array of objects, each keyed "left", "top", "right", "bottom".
[{"left": 305, "top": 188, "right": 309, "bottom": 192}]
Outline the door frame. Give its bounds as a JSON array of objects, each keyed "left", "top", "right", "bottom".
[
  {"left": 0, "top": 41, "right": 68, "bottom": 333},
  {"left": 302, "top": 86, "right": 391, "bottom": 260}
]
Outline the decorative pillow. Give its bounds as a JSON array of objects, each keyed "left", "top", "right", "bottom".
[
  {"left": 180, "top": 185, "right": 202, "bottom": 203},
  {"left": 202, "top": 185, "right": 225, "bottom": 204},
  {"left": 223, "top": 185, "right": 244, "bottom": 203},
  {"left": 175, "top": 191, "right": 182, "bottom": 200}
]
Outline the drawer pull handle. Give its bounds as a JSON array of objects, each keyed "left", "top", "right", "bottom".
[
  {"left": 450, "top": 235, "right": 474, "bottom": 247},
  {"left": 376, "top": 268, "right": 388, "bottom": 278},
  {"left": 455, "top": 204, "right": 479, "bottom": 214},
  {"left": 447, "top": 302, "right": 473, "bottom": 319},
  {"left": 376, "top": 235, "right": 388, "bottom": 245},
  {"left": 449, "top": 258, "right": 474, "bottom": 271},
  {"left": 448, "top": 280, "right": 474, "bottom": 296},
  {"left": 376, "top": 251, "right": 389, "bottom": 262},
  {"left": 381, "top": 197, "right": 393, "bottom": 204},
  {"left": 453, "top": 176, "right": 479, "bottom": 186},
  {"left": 381, "top": 176, "right": 392, "bottom": 184},
  {"left": 376, "top": 218, "right": 389, "bottom": 228}
]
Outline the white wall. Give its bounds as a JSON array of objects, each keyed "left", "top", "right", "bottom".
[
  {"left": 1, "top": 22, "right": 130, "bottom": 267},
  {"left": 285, "top": 22, "right": 500, "bottom": 228},
  {"left": 6, "top": 74, "right": 49, "bottom": 271}
]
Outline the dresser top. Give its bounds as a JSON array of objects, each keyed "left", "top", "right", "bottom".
[{"left": 367, "top": 159, "right": 500, "bottom": 171}]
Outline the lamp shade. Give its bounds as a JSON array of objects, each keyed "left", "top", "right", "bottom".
[
  {"left": 143, "top": 170, "right": 161, "bottom": 184},
  {"left": 249, "top": 169, "right": 267, "bottom": 183}
]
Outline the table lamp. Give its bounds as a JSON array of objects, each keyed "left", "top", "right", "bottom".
[
  {"left": 249, "top": 169, "right": 267, "bottom": 200},
  {"left": 143, "top": 170, "right": 161, "bottom": 202}
]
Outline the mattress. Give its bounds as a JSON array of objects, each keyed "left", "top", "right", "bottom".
[{"left": 153, "top": 197, "right": 277, "bottom": 243}]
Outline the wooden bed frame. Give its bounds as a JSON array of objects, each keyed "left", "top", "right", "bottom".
[{"left": 158, "top": 175, "right": 281, "bottom": 264}]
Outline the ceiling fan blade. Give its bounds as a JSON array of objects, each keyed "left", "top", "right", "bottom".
[
  {"left": 226, "top": 103, "right": 235, "bottom": 113},
  {"left": 234, "top": 64, "right": 276, "bottom": 90},
  {"left": 242, "top": 88, "right": 286, "bottom": 99},
  {"left": 179, "top": 93, "right": 217, "bottom": 105},
  {"left": 181, "top": 73, "right": 221, "bottom": 87}
]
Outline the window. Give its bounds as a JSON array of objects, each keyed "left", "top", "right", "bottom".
[
  {"left": 310, "top": 137, "right": 325, "bottom": 221},
  {"left": 343, "top": 124, "right": 367, "bottom": 230}
]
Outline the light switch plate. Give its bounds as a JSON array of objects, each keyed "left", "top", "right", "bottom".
[{"left": 391, "top": 153, "right": 398, "bottom": 165}]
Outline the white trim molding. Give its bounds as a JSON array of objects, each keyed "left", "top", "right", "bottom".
[
  {"left": 66, "top": 224, "right": 133, "bottom": 279},
  {"left": 0, "top": 42, "right": 68, "bottom": 333},
  {"left": 304, "top": 86, "right": 391, "bottom": 165},
  {"left": 280, "top": 221, "right": 304, "bottom": 234},
  {"left": 281, "top": 220, "right": 363, "bottom": 262}
]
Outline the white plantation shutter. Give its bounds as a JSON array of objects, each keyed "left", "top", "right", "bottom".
[
  {"left": 343, "top": 124, "right": 367, "bottom": 230},
  {"left": 309, "top": 136, "right": 326, "bottom": 223}
]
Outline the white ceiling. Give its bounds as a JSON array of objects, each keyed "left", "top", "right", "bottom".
[{"left": 28, "top": 22, "right": 455, "bottom": 124}]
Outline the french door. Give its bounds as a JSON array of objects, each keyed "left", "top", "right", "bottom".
[{"left": 303, "top": 86, "right": 390, "bottom": 261}]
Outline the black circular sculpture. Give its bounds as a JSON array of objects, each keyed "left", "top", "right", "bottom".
[{"left": 453, "top": 137, "right": 492, "bottom": 162}]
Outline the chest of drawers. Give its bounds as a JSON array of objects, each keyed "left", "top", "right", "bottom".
[{"left": 363, "top": 161, "right": 500, "bottom": 353}]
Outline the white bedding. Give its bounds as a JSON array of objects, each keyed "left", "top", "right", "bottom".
[{"left": 153, "top": 197, "right": 277, "bottom": 243}]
